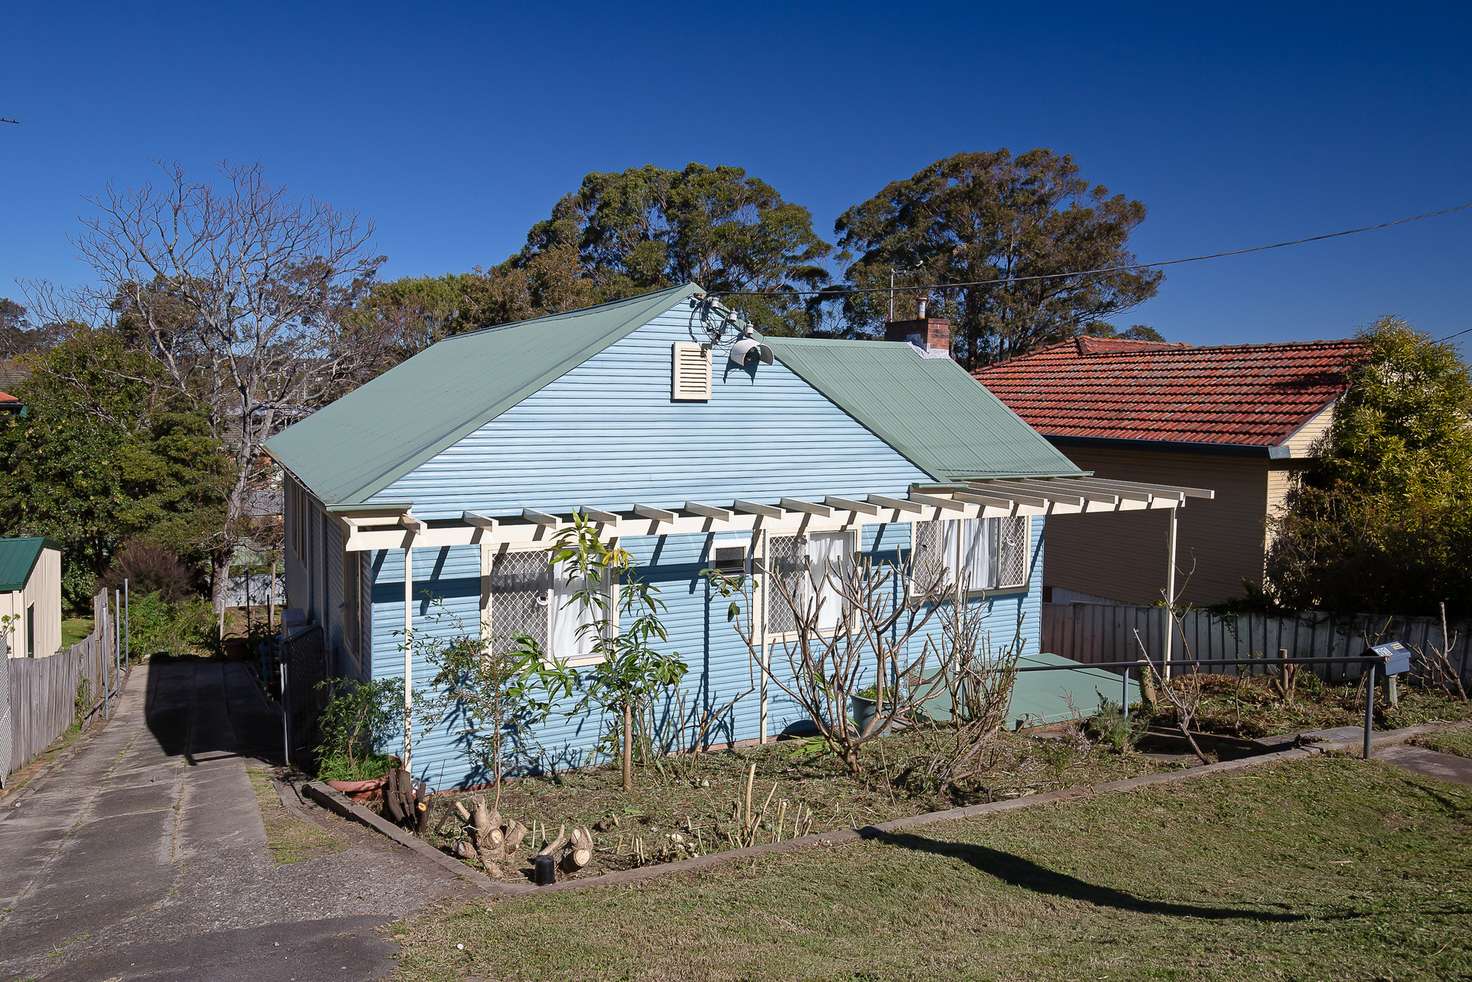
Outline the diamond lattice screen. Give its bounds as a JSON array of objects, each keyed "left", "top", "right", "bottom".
[
  {"left": 763, "top": 534, "right": 805, "bottom": 634},
  {"left": 489, "top": 550, "right": 550, "bottom": 655},
  {"left": 997, "top": 517, "right": 1029, "bottom": 589}
]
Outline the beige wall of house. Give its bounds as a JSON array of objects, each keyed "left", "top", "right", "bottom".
[
  {"left": 1043, "top": 446, "right": 1287, "bottom": 606},
  {"left": 1, "top": 546, "right": 63, "bottom": 658}
]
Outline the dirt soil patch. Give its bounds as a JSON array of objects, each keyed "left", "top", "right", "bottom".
[
  {"left": 247, "top": 765, "right": 346, "bottom": 864},
  {"left": 420, "top": 728, "right": 1176, "bottom": 883}
]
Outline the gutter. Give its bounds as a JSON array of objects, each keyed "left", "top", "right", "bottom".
[{"left": 1042, "top": 434, "right": 1294, "bottom": 459}]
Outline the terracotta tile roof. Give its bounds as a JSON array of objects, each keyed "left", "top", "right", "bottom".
[
  {"left": 0, "top": 390, "right": 18, "bottom": 407},
  {"left": 974, "top": 336, "right": 1369, "bottom": 448}
]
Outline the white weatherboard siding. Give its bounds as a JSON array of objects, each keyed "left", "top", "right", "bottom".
[
  {"left": 0, "top": 547, "right": 62, "bottom": 659},
  {"left": 370, "top": 310, "right": 931, "bottom": 518}
]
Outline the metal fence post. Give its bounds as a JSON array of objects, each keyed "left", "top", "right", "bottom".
[
  {"left": 281, "top": 660, "right": 291, "bottom": 770},
  {"left": 1121, "top": 665, "right": 1131, "bottom": 722},
  {"left": 1362, "top": 659, "right": 1376, "bottom": 760},
  {"left": 123, "top": 579, "right": 130, "bottom": 666}
]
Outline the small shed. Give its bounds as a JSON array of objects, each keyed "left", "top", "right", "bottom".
[{"left": 0, "top": 537, "right": 63, "bottom": 659}]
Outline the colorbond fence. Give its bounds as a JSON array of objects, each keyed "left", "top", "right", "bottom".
[
  {"left": 1042, "top": 601, "right": 1471, "bottom": 685},
  {"left": 1, "top": 591, "right": 126, "bottom": 785}
]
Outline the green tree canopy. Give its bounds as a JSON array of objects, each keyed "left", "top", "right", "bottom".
[
  {"left": 834, "top": 149, "right": 1161, "bottom": 368},
  {"left": 1265, "top": 318, "right": 1472, "bottom": 615},
  {"left": 498, "top": 163, "right": 831, "bottom": 336},
  {"left": 0, "top": 332, "right": 231, "bottom": 607},
  {"left": 1083, "top": 321, "right": 1166, "bottom": 342}
]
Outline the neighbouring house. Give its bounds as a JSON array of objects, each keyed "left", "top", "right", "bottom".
[
  {"left": 0, "top": 390, "right": 19, "bottom": 415},
  {"left": 975, "top": 336, "right": 1367, "bottom": 606},
  {"left": 0, "top": 537, "right": 63, "bottom": 659},
  {"left": 0, "top": 359, "right": 27, "bottom": 416},
  {"left": 266, "top": 285, "right": 1204, "bottom": 788}
]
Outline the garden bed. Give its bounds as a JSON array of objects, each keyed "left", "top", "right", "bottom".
[
  {"left": 421, "top": 727, "right": 1177, "bottom": 883},
  {"left": 1142, "top": 673, "right": 1472, "bottom": 739}
]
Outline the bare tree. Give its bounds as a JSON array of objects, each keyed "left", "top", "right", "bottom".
[
  {"left": 711, "top": 545, "right": 1017, "bottom": 781},
  {"left": 73, "top": 162, "right": 383, "bottom": 616}
]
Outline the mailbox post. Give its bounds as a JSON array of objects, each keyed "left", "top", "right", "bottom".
[{"left": 1364, "top": 642, "right": 1412, "bottom": 759}]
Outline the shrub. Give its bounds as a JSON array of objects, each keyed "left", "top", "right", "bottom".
[
  {"left": 315, "top": 677, "right": 404, "bottom": 782},
  {"left": 126, "top": 590, "right": 214, "bottom": 659},
  {"left": 102, "top": 539, "right": 197, "bottom": 601}
]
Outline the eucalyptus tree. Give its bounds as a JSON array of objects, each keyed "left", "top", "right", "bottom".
[{"left": 834, "top": 149, "right": 1160, "bottom": 368}]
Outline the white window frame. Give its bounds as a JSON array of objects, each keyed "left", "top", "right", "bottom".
[
  {"left": 910, "top": 517, "right": 1030, "bottom": 600},
  {"left": 764, "top": 528, "right": 858, "bottom": 642},
  {"left": 483, "top": 544, "right": 616, "bottom": 668}
]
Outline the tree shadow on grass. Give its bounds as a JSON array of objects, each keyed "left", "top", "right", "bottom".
[{"left": 860, "top": 828, "right": 1307, "bottom": 922}]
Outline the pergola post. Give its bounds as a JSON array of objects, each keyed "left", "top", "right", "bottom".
[
  {"left": 758, "top": 528, "right": 769, "bottom": 744},
  {"left": 403, "top": 539, "right": 415, "bottom": 770},
  {"left": 1163, "top": 508, "right": 1178, "bottom": 680}
]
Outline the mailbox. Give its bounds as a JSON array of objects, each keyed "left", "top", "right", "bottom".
[{"left": 1368, "top": 641, "right": 1412, "bottom": 676}]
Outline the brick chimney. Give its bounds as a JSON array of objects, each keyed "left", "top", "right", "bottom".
[{"left": 885, "top": 299, "right": 953, "bottom": 359}]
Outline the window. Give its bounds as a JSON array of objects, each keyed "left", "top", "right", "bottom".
[
  {"left": 912, "top": 517, "right": 1029, "bottom": 597},
  {"left": 343, "top": 552, "right": 362, "bottom": 670},
  {"left": 764, "top": 531, "right": 854, "bottom": 636},
  {"left": 486, "top": 549, "right": 607, "bottom": 666},
  {"left": 25, "top": 603, "right": 34, "bottom": 658}
]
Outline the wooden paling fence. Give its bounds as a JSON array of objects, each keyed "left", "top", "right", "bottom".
[
  {"left": 1042, "top": 601, "right": 1472, "bottom": 685},
  {"left": 1, "top": 591, "right": 125, "bottom": 785}
]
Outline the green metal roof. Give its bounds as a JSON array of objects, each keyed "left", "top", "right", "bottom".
[
  {"left": 763, "top": 338, "right": 1083, "bottom": 482},
  {"left": 267, "top": 283, "right": 702, "bottom": 504},
  {"left": 0, "top": 536, "right": 59, "bottom": 592}
]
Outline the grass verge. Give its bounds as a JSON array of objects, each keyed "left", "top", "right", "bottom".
[
  {"left": 1412, "top": 722, "right": 1472, "bottom": 759},
  {"left": 247, "top": 766, "right": 345, "bottom": 864},
  {"left": 393, "top": 756, "right": 1472, "bottom": 980},
  {"left": 60, "top": 617, "right": 92, "bottom": 648}
]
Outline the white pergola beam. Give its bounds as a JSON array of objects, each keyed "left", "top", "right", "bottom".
[
  {"left": 972, "top": 480, "right": 1079, "bottom": 507},
  {"left": 908, "top": 491, "right": 968, "bottom": 513},
  {"left": 733, "top": 499, "right": 785, "bottom": 519},
  {"left": 462, "top": 511, "right": 498, "bottom": 529},
  {"left": 578, "top": 506, "right": 622, "bottom": 524},
  {"left": 401, "top": 514, "right": 427, "bottom": 532},
  {"left": 867, "top": 493, "right": 923, "bottom": 514},
  {"left": 522, "top": 508, "right": 560, "bottom": 526},
  {"left": 998, "top": 478, "right": 1116, "bottom": 505},
  {"left": 780, "top": 497, "right": 832, "bottom": 518},
  {"left": 824, "top": 495, "right": 880, "bottom": 516},
  {"left": 685, "top": 501, "right": 735, "bottom": 522},
  {"left": 634, "top": 504, "right": 678, "bottom": 524},
  {"left": 953, "top": 490, "right": 1017, "bottom": 509}
]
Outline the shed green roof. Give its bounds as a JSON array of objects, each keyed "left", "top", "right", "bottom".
[
  {"left": 0, "top": 536, "right": 59, "bottom": 593},
  {"left": 763, "top": 338, "right": 1083, "bottom": 482},
  {"left": 267, "top": 284, "right": 702, "bottom": 504}
]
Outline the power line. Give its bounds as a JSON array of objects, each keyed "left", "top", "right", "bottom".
[
  {"left": 710, "top": 200, "right": 1472, "bottom": 298},
  {"left": 1435, "top": 324, "right": 1472, "bottom": 344}
]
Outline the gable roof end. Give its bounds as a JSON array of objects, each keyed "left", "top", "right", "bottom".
[{"left": 266, "top": 283, "right": 702, "bottom": 504}]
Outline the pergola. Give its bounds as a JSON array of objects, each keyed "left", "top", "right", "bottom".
[{"left": 327, "top": 475, "right": 1214, "bottom": 767}]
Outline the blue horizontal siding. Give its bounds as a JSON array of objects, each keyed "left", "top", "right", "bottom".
[
  {"left": 370, "top": 309, "right": 931, "bottom": 519},
  {"left": 370, "top": 517, "right": 1046, "bottom": 790}
]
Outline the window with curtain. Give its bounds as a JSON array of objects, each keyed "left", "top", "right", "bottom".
[
  {"left": 912, "top": 517, "right": 1029, "bottom": 596},
  {"left": 486, "top": 550, "right": 605, "bottom": 665},
  {"left": 765, "top": 531, "right": 854, "bottom": 635}
]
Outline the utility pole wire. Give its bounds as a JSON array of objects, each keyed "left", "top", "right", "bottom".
[
  {"left": 0, "top": 117, "right": 19, "bottom": 125},
  {"left": 709, "top": 200, "right": 1472, "bottom": 298}
]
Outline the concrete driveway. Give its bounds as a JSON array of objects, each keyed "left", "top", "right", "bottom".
[{"left": 0, "top": 659, "right": 465, "bottom": 981}]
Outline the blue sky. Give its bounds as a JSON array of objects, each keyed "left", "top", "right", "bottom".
[{"left": 3, "top": 1, "right": 1469, "bottom": 352}]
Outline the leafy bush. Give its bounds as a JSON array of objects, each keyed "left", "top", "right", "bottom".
[
  {"left": 1086, "top": 699, "right": 1147, "bottom": 754},
  {"left": 126, "top": 590, "right": 214, "bottom": 659},
  {"left": 315, "top": 677, "right": 404, "bottom": 782}
]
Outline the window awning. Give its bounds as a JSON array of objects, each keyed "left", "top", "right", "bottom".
[{"left": 329, "top": 476, "right": 1214, "bottom": 552}]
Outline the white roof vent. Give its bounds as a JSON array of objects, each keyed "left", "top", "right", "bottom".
[{"left": 671, "top": 342, "right": 712, "bottom": 401}]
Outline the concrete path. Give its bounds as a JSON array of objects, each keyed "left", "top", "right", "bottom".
[
  {"left": 0, "top": 659, "right": 465, "bottom": 981},
  {"left": 1377, "top": 743, "right": 1472, "bottom": 786}
]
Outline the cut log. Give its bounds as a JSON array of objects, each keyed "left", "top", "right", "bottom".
[
  {"left": 561, "top": 825, "right": 593, "bottom": 873},
  {"left": 453, "top": 801, "right": 473, "bottom": 824},
  {"left": 471, "top": 799, "right": 505, "bottom": 858},
  {"left": 414, "top": 781, "right": 431, "bottom": 836},
  {"left": 503, "top": 819, "right": 528, "bottom": 853},
  {"left": 537, "top": 824, "right": 568, "bottom": 857}
]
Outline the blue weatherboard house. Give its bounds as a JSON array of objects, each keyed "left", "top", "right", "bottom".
[{"left": 267, "top": 284, "right": 1191, "bottom": 789}]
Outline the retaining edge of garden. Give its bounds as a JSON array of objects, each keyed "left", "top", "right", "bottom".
[{"left": 302, "top": 719, "right": 1468, "bottom": 898}]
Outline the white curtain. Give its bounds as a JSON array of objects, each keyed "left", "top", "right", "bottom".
[
  {"left": 549, "top": 561, "right": 599, "bottom": 663},
  {"left": 804, "top": 531, "right": 851, "bottom": 632},
  {"left": 944, "top": 518, "right": 997, "bottom": 592}
]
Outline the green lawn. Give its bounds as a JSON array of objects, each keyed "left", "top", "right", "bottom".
[
  {"left": 392, "top": 756, "right": 1472, "bottom": 980},
  {"left": 60, "top": 616, "right": 92, "bottom": 648},
  {"left": 1414, "top": 723, "right": 1472, "bottom": 759}
]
